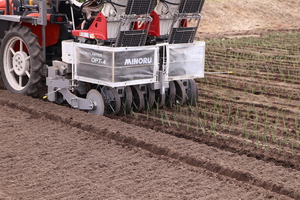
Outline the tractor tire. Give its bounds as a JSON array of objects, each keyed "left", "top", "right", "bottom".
[{"left": 0, "top": 25, "right": 44, "bottom": 96}]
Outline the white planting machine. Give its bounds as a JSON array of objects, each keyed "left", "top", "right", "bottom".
[{"left": 0, "top": 0, "right": 205, "bottom": 115}]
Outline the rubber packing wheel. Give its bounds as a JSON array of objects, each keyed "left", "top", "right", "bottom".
[
  {"left": 121, "top": 86, "right": 133, "bottom": 114},
  {"left": 186, "top": 79, "right": 198, "bottom": 106},
  {"left": 100, "top": 86, "right": 121, "bottom": 114},
  {"left": 154, "top": 89, "right": 165, "bottom": 109},
  {"left": 174, "top": 80, "right": 186, "bottom": 105},
  {"left": 165, "top": 81, "right": 176, "bottom": 107},
  {"left": 145, "top": 85, "right": 155, "bottom": 110},
  {"left": 131, "top": 85, "right": 145, "bottom": 112}
]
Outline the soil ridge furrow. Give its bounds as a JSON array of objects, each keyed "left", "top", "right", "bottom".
[
  {"left": 200, "top": 92, "right": 299, "bottom": 115},
  {"left": 204, "top": 75, "right": 300, "bottom": 90},
  {"left": 201, "top": 81, "right": 300, "bottom": 101},
  {"left": 0, "top": 90, "right": 299, "bottom": 199},
  {"left": 114, "top": 113, "right": 300, "bottom": 170}
]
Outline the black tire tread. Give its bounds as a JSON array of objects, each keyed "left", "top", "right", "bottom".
[{"left": 0, "top": 25, "right": 44, "bottom": 97}]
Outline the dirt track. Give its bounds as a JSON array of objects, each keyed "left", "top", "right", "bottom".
[{"left": 0, "top": 90, "right": 296, "bottom": 199}]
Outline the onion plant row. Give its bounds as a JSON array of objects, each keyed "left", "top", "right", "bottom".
[{"left": 124, "top": 30, "right": 300, "bottom": 158}]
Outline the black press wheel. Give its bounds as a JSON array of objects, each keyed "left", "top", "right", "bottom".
[
  {"left": 100, "top": 86, "right": 121, "bottom": 114},
  {"left": 145, "top": 85, "right": 155, "bottom": 110},
  {"left": 165, "top": 81, "right": 176, "bottom": 107},
  {"left": 174, "top": 80, "right": 186, "bottom": 105},
  {"left": 131, "top": 85, "right": 145, "bottom": 112},
  {"left": 154, "top": 89, "right": 165, "bottom": 109},
  {"left": 121, "top": 86, "right": 133, "bottom": 114},
  {"left": 186, "top": 79, "right": 199, "bottom": 106},
  {"left": 0, "top": 25, "right": 44, "bottom": 96}
]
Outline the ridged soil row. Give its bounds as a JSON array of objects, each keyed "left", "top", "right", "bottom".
[{"left": 0, "top": 90, "right": 299, "bottom": 199}]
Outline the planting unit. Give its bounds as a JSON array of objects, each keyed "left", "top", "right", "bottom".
[{"left": 0, "top": 0, "right": 205, "bottom": 115}]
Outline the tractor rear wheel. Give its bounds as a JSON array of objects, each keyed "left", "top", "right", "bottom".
[{"left": 0, "top": 25, "right": 43, "bottom": 96}]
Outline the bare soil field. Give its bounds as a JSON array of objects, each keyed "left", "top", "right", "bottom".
[
  {"left": 1, "top": 0, "right": 300, "bottom": 199},
  {"left": 0, "top": 90, "right": 295, "bottom": 199},
  {"left": 198, "top": 0, "right": 300, "bottom": 38}
]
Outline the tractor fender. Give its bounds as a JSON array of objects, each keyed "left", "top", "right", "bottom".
[
  {"left": 20, "top": 13, "right": 60, "bottom": 47},
  {"left": 0, "top": 0, "right": 12, "bottom": 14}
]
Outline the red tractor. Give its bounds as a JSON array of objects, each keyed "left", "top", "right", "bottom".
[{"left": 0, "top": 0, "right": 205, "bottom": 115}]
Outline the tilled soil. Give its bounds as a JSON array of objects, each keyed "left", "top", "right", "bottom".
[
  {"left": 0, "top": 88, "right": 298, "bottom": 199},
  {"left": 1, "top": 1, "right": 300, "bottom": 198},
  {"left": 197, "top": 0, "right": 300, "bottom": 38}
]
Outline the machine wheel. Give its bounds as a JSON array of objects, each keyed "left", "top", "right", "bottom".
[
  {"left": 186, "top": 79, "right": 198, "bottom": 106},
  {"left": 100, "top": 86, "right": 121, "bottom": 114},
  {"left": 55, "top": 91, "right": 65, "bottom": 105},
  {"left": 86, "top": 89, "right": 105, "bottom": 115},
  {"left": 154, "top": 89, "right": 165, "bottom": 109},
  {"left": 145, "top": 85, "right": 155, "bottom": 110},
  {"left": 121, "top": 86, "right": 133, "bottom": 114},
  {"left": 174, "top": 80, "right": 186, "bottom": 105},
  {"left": 165, "top": 81, "right": 176, "bottom": 107},
  {"left": 131, "top": 85, "right": 145, "bottom": 112},
  {"left": 0, "top": 25, "right": 43, "bottom": 96}
]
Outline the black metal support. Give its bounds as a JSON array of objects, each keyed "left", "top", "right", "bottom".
[
  {"left": 178, "top": 0, "right": 205, "bottom": 14},
  {"left": 5, "top": 0, "right": 9, "bottom": 15},
  {"left": 125, "top": 0, "right": 155, "bottom": 15}
]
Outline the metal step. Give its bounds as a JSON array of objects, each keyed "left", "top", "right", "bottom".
[
  {"left": 169, "top": 27, "right": 197, "bottom": 44},
  {"left": 116, "top": 30, "right": 148, "bottom": 47},
  {"left": 178, "top": 0, "right": 205, "bottom": 14},
  {"left": 125, "top": 0, "right": 155, "bottom": 15}
]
